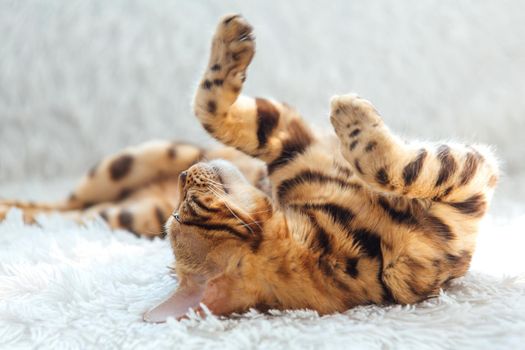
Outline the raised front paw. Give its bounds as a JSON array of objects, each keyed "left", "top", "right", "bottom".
[
  {"left": 208, "top": 14, "right": 255, "bottom": 87},
  {"left": 330, "top": 94, "right": 382, "bottom": 141}
]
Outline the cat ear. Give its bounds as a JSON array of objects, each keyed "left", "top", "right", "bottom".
[
  {"left": 143, "top": 274, "right": 244, "bottom": 322},
  {"left": 199, "top": 274, "right": 233, "bottom": 315},
  {"left": 143, "top": 281, "right": 205, "bottom": 323}
]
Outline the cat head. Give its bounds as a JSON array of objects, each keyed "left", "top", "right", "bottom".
[{"left": 144, "top": 159, "right": 282, "bottom": 322}]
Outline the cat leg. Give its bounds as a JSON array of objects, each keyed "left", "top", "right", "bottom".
[
  {"left": 330, "top": 93, "right": 499, "bottom": 203},
  {"left": 194, "top": 14, "right": 315, "bottom": 175},
  {"left": 0, "top": 141, "right": 202, "bottom": 213},
  {"left": 329, "top": 94, "right": 498, "bottom": 303},
  {"left": 0, "top": 180, "right": 177, "bottom": 238},
  {"left": 89, "top": 197, "right": 174, "bottom": 238},
  {"left": 68, "top": 141, "right": 202, "bottom": 207},
  {"left": 0, "top": 139, "right": 194, "bottom": 232}
]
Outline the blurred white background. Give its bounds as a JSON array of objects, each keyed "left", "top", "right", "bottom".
[{"left": 0, "top": 0, "right": 524, "bottom": 214}]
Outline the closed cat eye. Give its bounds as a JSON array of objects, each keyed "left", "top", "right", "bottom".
[
  {"left": 179, "top": 171, "right": 188, "bottom": 183},
  {"left": 173, "top": 213, "right": 181, "bottom": 222}
]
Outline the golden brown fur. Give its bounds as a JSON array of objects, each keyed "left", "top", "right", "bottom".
[{"left": 0, "top": 15, "right": 498, "bottom": 321}]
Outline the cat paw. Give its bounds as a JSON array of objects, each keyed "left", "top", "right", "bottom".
[
  {"left": 209, "top": 14, "right": 255, "bottom": 85},
  {"left": 330, "top": 93, "right": 382, "bottom": 141}
]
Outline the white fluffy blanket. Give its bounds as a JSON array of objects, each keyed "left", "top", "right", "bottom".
[{"left": 1, "top": 209, "right": 524, "bottom": 349}]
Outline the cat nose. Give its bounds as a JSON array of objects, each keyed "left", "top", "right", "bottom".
[{"left": 179, "top": 171, "right": 188, "bottom": 183}]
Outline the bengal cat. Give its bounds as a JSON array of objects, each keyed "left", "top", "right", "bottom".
[{"left": 0, "top": 15, "right": 498, "bottom": 322}]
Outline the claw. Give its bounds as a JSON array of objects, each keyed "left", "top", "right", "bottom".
[{"left": 238, "top": 33, "right": 254, "bottom": 42}]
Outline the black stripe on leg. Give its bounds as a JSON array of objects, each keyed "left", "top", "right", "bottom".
[
  {"left": 375, "top": 167, "right": 390, "bottom": 186},
  {"left": 277, "top": 170, "right": 362, "bottom": 204},
  {"left": 459, "top": 152, "right": 481, "bottom": 186},
  {"left": 435, "top": 145, "right": 457, "bottom": 187},
  {"left": 350, "top": 228, "right": 382, "bottom": 258},
  {"left": 307, "top": 216, "right": 332, "bottom": 255},
  {"left": 447, "top": 193, "right": 487, "bottom": 217},
  {"left": 354, "top": 159, "right": 364, "bottom": 175},
  {"left": 202, "top": 123, "right": 215, "bottom": 134},
  {"left": 207, "top": 100, "right": 217, "bottom": 114},
  {"left": 309, "top": 203, "right": 355, "bottom": 227},
  {"left": 267, "top": 119, "right": 313, "bottom": 174},
  {"left": 118, "top": 188, "right": 132, "bottom": 200},
  {"left": 118, "top": 210, "right": 133, "bottom": 229},
  {"left": 316, "top": 228, "right": 332, "bottom": 254},
  {"left": 118, "top": 209, "right": 140, "bottom": 237},
  {"left": 109, "top": 154, "right": 134, "bottom": 181},
  {"left": 201, "top": 80, "right": 212, "bottom": 90},
  {"left": 378, "top": 254, "right": 396, "bottom": 303},
  {"left": 423, "top": 214, "right": 454, "bottom": 240},
  {"left": 291, "top": 202, "right": 355, "bottom": 228},
  {"left": 377, "top": 197, "right": 418, "bottom": 226},
  {"left": 255, "top": 98, "right": 280, "bottom": 148},
  {"left": 403, "top": 149, "right": 428, "bottom": 186},
  {"left": 349, "top": 128, "right": 361, "bottom": 138},
  {"left": 365, "top": 141, "right": 378, "bottom": 152},
  {"left": 434, "top": 186, "right": 454, "bottom": 201},
  {"left": 345, "top": 257, "right": 359, "bottom": 278}
]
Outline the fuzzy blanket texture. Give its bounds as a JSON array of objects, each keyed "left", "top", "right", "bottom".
[
  {"left": 0, "top": 210, "right": 524, "bottom": 350},
  {"left": 2, "top": 1, "right": 525, "bottom": 349}
]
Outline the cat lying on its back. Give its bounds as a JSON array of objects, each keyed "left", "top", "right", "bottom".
[{"left": 0, "top": 14, "right": 499, "bottom": 322}]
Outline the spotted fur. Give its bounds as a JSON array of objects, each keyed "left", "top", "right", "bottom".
[
  {"left": 160, "top": 14, "right": 499, "bottom": 318},
  {"left": 1, "top": 15, "right": 499, "bottom": 320}
]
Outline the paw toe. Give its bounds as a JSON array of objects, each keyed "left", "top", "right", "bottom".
[
  {"left": 330, "top": 93, "right": 362, "bottom": 112},
  {"left": 218, "top": 14, "right": 254, "bottom": 42}
]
